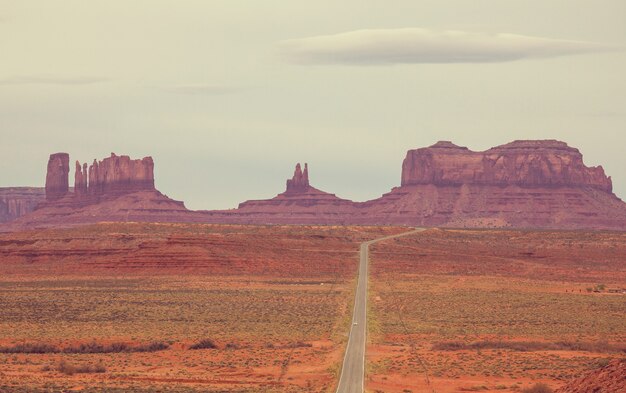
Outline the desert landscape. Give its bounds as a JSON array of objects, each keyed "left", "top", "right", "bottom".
[
  {"left": 2, "top": 3, "right": 626, "bottom": 392},
  {"left": 0, "top": 223, "right": 405, "bottom": 392},
  {"left": 368, "top": 229, "right": 625, "bottom": 392},
  {"left": 0, "top": 225, "right": 623, "bottom": 392},
  {"left": 1, "top": 141, "right": 625, "bottom": 393}
]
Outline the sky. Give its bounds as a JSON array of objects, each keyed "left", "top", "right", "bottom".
[{"left": 1, "top": 0, "right": 625, "bottom": 209}]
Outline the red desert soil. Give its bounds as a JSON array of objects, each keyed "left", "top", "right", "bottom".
[
  {"left": 367, "top": 229, "right": 626, "bottom": 393},
  {"left": 0, "top": 223, "right": 405, "bottom": 393},
  {"left": 555, "top": 358, "right": 625, "bottom": 393}
]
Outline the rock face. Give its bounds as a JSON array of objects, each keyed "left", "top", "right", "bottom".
[
  {"left": 45, "top": 153, "right": 70, "bottom": 201},
  {"left": 401, "top": 140, "right": 612, "bottom": 191},
  {"left": 74, "top": 161, "right": 88, "bottom": 196},
  {"left": 362, "top": 140, "right": 625, "bottom": 229},
  {"left": 230, "top": 141, "right": 626, "bottom": 229},
  {"left": 555, "top": 359, "right": 625, "bottom": 393},
  {"left": 4, "top": 141, "right": 626, "bottom": 230},
  {"left": 76, "top": 153, "right": 155, "bottom": 198},
  {"left": 230, "top": 163, "right": 355, "bottom": 223},
  {"left": 3, "top": 152, "right": 186, "bottom": 230},
  {"left": 286, "top": 163, "right": 310, "bottom": 193},
  {"left": 0, "top": 187, "right": 46, "bottom": 223}
]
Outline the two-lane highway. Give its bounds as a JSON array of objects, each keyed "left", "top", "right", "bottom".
[{"left": 336, "top": 228, "right": 425, "bottom": 393}]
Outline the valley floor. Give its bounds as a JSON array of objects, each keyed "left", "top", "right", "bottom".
[{"left": 0, "top": 225, "right": 624, "bottom": 392}]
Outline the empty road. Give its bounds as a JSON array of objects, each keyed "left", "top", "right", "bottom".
[{"left": 336, "top": 228, "right": 425, "bottom": 393}]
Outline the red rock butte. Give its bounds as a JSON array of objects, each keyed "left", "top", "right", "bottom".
[
  {"left": 45, "top": 153, "right": 70, "bottom": 201},
  {"left": 73, "top": 153, "right": 156, "bottom": 199},
  {"left": 236, "top": 162, "right": 354, "bottom": 212},
  {"left": 401, "top": 140, "right": 612, "bottom": 191},
  {"left": 2, "top": 140, "right": 626, "bottom": 230}
]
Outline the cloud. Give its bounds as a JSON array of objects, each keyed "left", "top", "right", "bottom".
[
  {"left": 279, "top": 28, "right": 617, "bottom": 65},
  {"left": 0, "top": 75, "right": 108, "bottom": 85},
  {"left": 159, "top": 84, "right": 246, "bottom": 95}
]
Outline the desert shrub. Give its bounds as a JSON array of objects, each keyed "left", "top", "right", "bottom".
[
  {"left": 284, "top": 341, "right": 313, "bottom": 349},
  {"left": 225, "top": 342, "right": 240, "bottom": 350},
  {"left": 0, "top": 341, "right": 169, "bottom": 354},
  {"left": 57, "top": 360, "right": 76, "bottom": 375},
  {"left": 64, "top": 342, "right": 122, "bottom": 354},
  {"left": 0, "top": 343, "right": 59, "bottom": 354},
  {"left": 432, "top": 340, "right": 625, "bottom": 353},
  {"left": 133, "top": 342, "right": 169, "bottom": 352},
  {"left": 189, "top": 339, "right": 217, "bottom": 350},
  {"left": 461, "top": 386, "right": 488, "bottom": 391},
  {"left": 57, "top": 360, "right": 106, "bottom": 375},
  {"left": 64, "top": 341, "right": 168, "bottom": 353},
  {"left": 521, "top": 383, "right": 553, "bottom": 393}
]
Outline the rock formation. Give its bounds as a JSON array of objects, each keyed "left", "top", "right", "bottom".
[
  {"left": 401, "top": 140, "right": 612, "bottom": 191},
  {"left": 362, "top": 140, "right": 625, "bottom": 229},
  {"left": 76, "top": 153, "right": 155, "bottom": 198},
  {"left": 45, "top": 153, "right": 70, "bottom": 201},
  {"left": 230, "top": 141, "right": 626, "bottom": 229},
  {"left": 233, "top": 163, "right": 355, "bottom": 221},
  {"left": 0, "top": 187, "right": 46, "bottom": 223},
  {"left": 4, "top": 141, "right": 626, "bottom": 230},
  {"left": 2, "top": 152, "right": 186, "bottom": 230},
  {"left": 286, "top": 163, "right": 310, "bottom": 193},
  {"left": 74, "top": 161, "right": 88, "bottom": 196}
]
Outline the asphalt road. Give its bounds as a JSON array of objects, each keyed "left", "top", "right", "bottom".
[{"left": 336, "top": 228, "right": 425, "bottom": 393}]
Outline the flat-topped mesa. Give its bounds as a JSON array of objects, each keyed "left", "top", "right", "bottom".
[
  {"left": 76, "top": 153, "right": 155, "bottom": 197},
  {"left": 285, "top": 163, "right": 311, "bottom": 193},
  {"left": 401, "top": 140, "right": 613, "bottom": 192},
  {"left": 45, "top": 153, "right": 70, "bottom": 201}
]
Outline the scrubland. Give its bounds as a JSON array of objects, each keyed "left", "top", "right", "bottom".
[
  {"left": 0, "top": 223, "right": 402, "bottom": 392},
  {"left": 368, "top": 229, "right": 626, "bottom": 393}
]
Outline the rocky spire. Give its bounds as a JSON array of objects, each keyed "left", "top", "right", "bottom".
[
  {"left": 286, "top": 162, "right": 311, "bottom": 193},
  {"left": 74, "top": 161, "right": 88, "bottom": 196},
  {"left": 45, "top": 153, "right": 70, "bottom": 201}
]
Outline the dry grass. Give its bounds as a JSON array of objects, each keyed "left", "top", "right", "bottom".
[
  {"left": 367, "top": 229, "right": 626, "bottom": 392},
  {"left": 56, "top": 359, "right": 107, "bottom": 375},
  {"left": 0, "top": 223, "right": 401, "bottom": 392},
  {"left": 432, "top": 340, "right": 626, "bottom": 353},
  {"left": 0, "top": 341, "right": 169, "bottom": 354}
]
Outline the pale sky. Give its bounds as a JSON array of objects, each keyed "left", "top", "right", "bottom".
[{"left": 1, "top": 1, "right": 625, "bottom": 209}]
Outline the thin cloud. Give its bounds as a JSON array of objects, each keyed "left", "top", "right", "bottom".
[
  {"left": 279, "top": 28, "right": 618, "bottom": 65},
  {"left": 160, "top": 84, "right": 246, "bottom": 95},
  {"left": 0, "top": 75, "right": 109, "bottom": 85}
]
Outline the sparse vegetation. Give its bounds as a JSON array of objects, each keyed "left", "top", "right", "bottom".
[
  {"left": 189, "top": 339, "right": 217, "bottom": 350},
  {"left": 56, "top": 360, "right": 106, "bottom": 375},
  {"left": 0, "top": 341, "right": 169, "bottom": 354},
  {"left": 521, "top": 383, "right": 553, "bottom": 393},
  {"left": 368, "top": 229, "right": 626, "bottom": 392},
  {"left": 0, "top": 222, "right": 403, "bottom": 392},
  {"left": 432, "top": 340, "right": 626, "bottom": 353}
]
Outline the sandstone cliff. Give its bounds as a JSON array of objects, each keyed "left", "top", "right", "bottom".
[
  {"left": 0, "top": 187, "right": 45, "bottom": 223},
  {"left": 45, "top": 153, "right": 70, "bottom": 201},
  {"left": 3, "top": 153, "right": 186, "bottom": 230},
  {"left": 286, "top": 163, "right": 310, "bottom": 193},
  {"left": 235, "top": 163, "right": 354, "bottom": 218},
  {"left": 401, "top": 140, "right": 612, "bottom": 191},
  {"left": 4, "top": 141, "right": 626, "bottom": 230},
  {"left": 361, "top": 140, "right": 625, "bottom": 229},
  {"left": 76, "top": 153, "right": 155, "bottom": 198}
]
